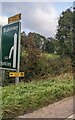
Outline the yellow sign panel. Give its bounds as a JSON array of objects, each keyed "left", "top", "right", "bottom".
[
  {"left": 9, "top": 72, "right": 24, "bottom": 77},
  {"left": 8, "top": 13, "right": 21, "bottom": 24}
]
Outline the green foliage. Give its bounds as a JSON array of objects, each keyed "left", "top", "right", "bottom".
[
  {"left": 3, "top": 19, "right": 73, "bottom": 85},
  {"left": 56, "top": 9, "right": 73, "bottom": 56},
  {"left": 20, "top": 49, "right": 72, "bottom": 81},
  {"left": 45, "top": 37, "right": 56, "bottom": 53},
  {"left": 2, "top": 73, "right": 73, "bottom": 118},
  {"left": 4, "top": 52, "right": 72, "bottom": 85},
  {"left": 32, "top": 33, "right": 46, "bottom": 50},
  {"left": 20, "top": 32, "right": 41, "bottom": 81},
  {"left": 42, "top": 53, "right": 59, "bottom": 59},
  {"left": 40, "top": 55, "right": 72, "bottom": 78},
  {"left": 45, "top": 40, "right": 54, "bottom": 53}
]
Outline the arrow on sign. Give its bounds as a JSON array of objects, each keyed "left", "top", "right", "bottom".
[{"left": 9, "top": 72, "right": 24, "bottom": 77}]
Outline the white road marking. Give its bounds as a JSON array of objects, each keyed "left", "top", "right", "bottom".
[
  {"left": 68, "top": 114, "right": 73, "bottom": 118},
  {"left": 65, "top": 114, "right": 75, "bottom": 120}
]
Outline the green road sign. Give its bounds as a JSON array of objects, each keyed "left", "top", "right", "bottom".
[{"left": 0, "top": 22, "right": 21, "bottom": 70}]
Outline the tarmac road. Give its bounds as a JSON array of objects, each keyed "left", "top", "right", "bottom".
[{"left": 18, "top": 96, "right": 74, "bottom": 119}]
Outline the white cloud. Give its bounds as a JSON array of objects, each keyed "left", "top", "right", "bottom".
[
  {"left": 0, "top": 3, "right": 2, "bottom": 16},
  {"left": 24, "top": 7, "right": 58, "bottom": 37},
  {"left": 2, "top": 2, "right": 58, "bottom": 37},
  {"left": 2, "top": 2, "right": 73, "bottom": 37},
  {"left": 0, "top": 16, "right": 8, "bottom": 25}
]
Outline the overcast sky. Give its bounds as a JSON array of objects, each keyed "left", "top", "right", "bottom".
[{"left": 0, "top": 1, "right": 73, "bottom": 37}]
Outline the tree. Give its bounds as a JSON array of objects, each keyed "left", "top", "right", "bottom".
[
  {"left": 30, "top": 33, "right": 46, "bottom": 51},
  {"left": 20, "top": 32, "right": 41, "bottom": 81},
  {"left": 56, "top": 9, "right": 73, "bottom": 56},
  {"left": 45, "top": 37, "right": 55, "bottom": 53}
]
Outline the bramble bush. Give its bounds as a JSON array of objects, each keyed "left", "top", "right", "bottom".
[{"left": 3, "top": 52, "right": 72, "bottom": 86}]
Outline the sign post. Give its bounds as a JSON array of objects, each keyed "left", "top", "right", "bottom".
[
  {"left": 0, "top": 13, "right": 22, "bottom": 84},
  {"left": 15, "top": 21, "right": 21, "bottom": 84}
]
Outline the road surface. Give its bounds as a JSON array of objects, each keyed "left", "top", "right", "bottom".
[{"left": 18, "top": 96, "right": 74, "bottom": 119}]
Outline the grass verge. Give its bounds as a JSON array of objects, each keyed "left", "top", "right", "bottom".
[
  {"left": 42, "top": 53, "right": 59, "bottom": 59},
  {"left": 2, "top": 73, "right": 73, "bottom": 118}
]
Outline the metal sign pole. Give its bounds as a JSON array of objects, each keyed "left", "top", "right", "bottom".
[{"left": 15, "top": 22, "right": 21, "bottom": 84}]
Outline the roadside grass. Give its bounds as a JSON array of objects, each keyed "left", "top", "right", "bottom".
[
  {"left": 42, "top": 53, "right": 59, "bottom": 59},
  {"left": 21, "top": 50, "right": 59, "bottom": 59},
  {"left": 2, "top": 73, "right": 73, "bottom": 118}
]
